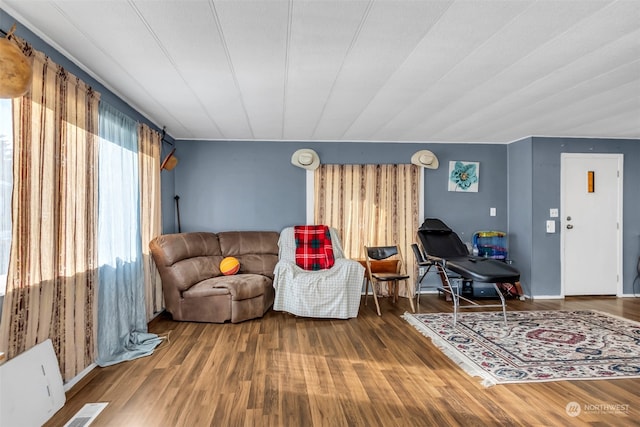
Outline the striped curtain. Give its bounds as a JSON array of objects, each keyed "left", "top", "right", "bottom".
[
  {"left": 314, "top": 164, "right": 420, "bottom": 297},
  {"left": 0, "top": 49, "right": 100, "bottom": 381},
  {"left": 138, "top": 123, "right": 164, "bottom": 320}
]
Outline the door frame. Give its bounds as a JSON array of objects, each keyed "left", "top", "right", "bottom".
[{"left": 560, "top": 153, "right": 623, "bottom": 297}]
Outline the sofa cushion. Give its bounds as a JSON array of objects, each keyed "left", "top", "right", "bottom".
[
  {"left": 183, "top": 274, "right": 271, "bottom": 301},
  {"left": 168, "top": 256, "right": 223, "bottom": 292},
  {"left": 218, "top": 231, "right": 279, "bottom": 255},
  {"left": 181, "top": 279, "right": 230, "bottom": 298},
  {"left": 218, "top": 231, "right": 279, "bottom": 278},
  {"left": 235, "top": 253, "right": 279, "bottom": 279},
  {"left": 153, "top": 232, "right": 221, "bottom": 265}
]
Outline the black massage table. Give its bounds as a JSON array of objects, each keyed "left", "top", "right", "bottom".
[{"left": 416, "top": 218, "right": 521, "bottom": 326}]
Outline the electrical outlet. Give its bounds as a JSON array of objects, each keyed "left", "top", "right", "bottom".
[
  {"left": 550, "top": 208, "right": 559, "bottom": 218},
  {"left": 490, "top": 207, "right": 496, "bottom": 216}
]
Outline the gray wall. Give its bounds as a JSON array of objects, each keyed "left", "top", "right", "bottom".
[
  {"left": 508, "top": 136, "right": 640, "bottom": 297},
  {"left": 507, "top": 138, "right": 533, "bottom": 295},
  {"left": 170, "top": 140, "right": 510, "bottom": 239},
  {"left": 173, "top": 137, "right": 640, "bottom": 297},
  {"left": 170, "top": 139, "right": 510, "bottom": 294},
  {"left": 161, "top": 168, "right": 176, "bottom": 233}
]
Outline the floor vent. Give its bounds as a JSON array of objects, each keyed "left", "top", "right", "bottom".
[{"left": 63, "top": 402, "right": 108, "bottom": 427}]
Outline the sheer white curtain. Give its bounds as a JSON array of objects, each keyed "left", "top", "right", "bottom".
[{"left": 97, "top": 102, "right": 161, "bottom": 366}]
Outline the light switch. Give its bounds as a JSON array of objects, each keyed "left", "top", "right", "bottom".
[
  {"left": 490, "top": 207, "right": 496, "bottom": 217},
  {"left": 550, "top": 208, "right": 559, "bottom": 218},
  {"left": 546, "top": 220, "right": 556, "bottom": 233}
]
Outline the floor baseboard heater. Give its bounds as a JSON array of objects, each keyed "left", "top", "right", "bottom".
[{"left": 0, "top": 339, "right": 66, "bottom": 426}]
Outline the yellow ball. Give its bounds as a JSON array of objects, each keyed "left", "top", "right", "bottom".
[{"left": 220, "top": 256, "right": 240, "bottom": 275}]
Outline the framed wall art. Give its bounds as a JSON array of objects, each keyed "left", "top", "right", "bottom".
[{"left": 448, "top": 161, "right": 479, "bottom": 192}]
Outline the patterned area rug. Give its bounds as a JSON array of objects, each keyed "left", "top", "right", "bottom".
[{"left": 403, "top": 310, "right": 640, "bottom": 387}]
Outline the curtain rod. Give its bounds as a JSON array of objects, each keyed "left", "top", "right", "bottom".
[
  {"left": 2, "top": 24, "right": 173, "bottom": 146},
  {"left": 161, "top": 127, "right": 174, "bottom": 146},
  {"left": 1, "top": 23, "right": 17, "bottom": 38}
]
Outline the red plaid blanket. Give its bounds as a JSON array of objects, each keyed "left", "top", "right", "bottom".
[{"left": 294, "top": 225, "right": 335, "bottom": 271}]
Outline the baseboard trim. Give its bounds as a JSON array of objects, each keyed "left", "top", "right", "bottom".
[
  {"left": 64, "top": 362, "right": 97, "bottom": 392},
  {"left": 528, "top": 295, "right": 564, "bottom": 300}
]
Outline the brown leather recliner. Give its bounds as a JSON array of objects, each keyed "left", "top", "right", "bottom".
[{"left": 149, "top": 231, "right": 279, "bottom": 323}]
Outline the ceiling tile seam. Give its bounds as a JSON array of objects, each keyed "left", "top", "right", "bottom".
[
  {"left": 410, "top": 3, "right": 636, "bottom": 140},
  {"left": 489, "top": 97, "right": 637, "bottom": 141},
  {"left": 382, "top": 1, "right": 559, "bottom": 141},
  {"left": 128, "top": 0, "right": 224, "bottom": 139},
  {"left": 456, "top": 57, "right": 640, "bottom": 141},
  {"left": 562, "top": 98, "right": 640, "bottom": 134},
  {"left": 337, "top": 0, "right": 454, "bottom": 140},
  {"left": 208, "top": 0, "right": 255, "bottom": 139},
  {"left": 426, "top": 0, "right": 625, "bottom": 138},
  {"left": 465, "top": 3, "right": 640, "bottom": 137},
  {"left": 365, "top": 0, "right": 539, "bottom": 140},
  {"left": 450, "top": 32, "right": 640, "bottom": 141},
  {"left": 590, "top": 114, "right": 640, "bottom": 135},
  {"left": 472, "top": 96, "right": 639, "bottom": 143},
  {"left": 309, "top": 0, "right": 375, "bottom": 140},
  {"left": 2, "top": 2, "right": 188, "bottom": 135},
  {"left": 281, "top": 0, "right": 294, "bottom": 139},
  {"left": 432, "top": 42, "right": 638, "bottom": 142},
  {"left": 548, "top": 81, "right": 640, "bottom": 118},
  {"left": 481, "top": 76, "right": 640, "bottom": 141}
]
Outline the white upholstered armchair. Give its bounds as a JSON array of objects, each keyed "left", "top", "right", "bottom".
[{"left": 273, "top": 226, "right": 365, "bottom": 319}]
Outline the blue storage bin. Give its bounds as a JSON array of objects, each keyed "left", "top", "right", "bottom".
[{"left": 472, "top": 231, "right": 507, "bottom": 260}]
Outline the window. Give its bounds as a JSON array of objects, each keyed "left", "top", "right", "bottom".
[
  {"left": 313, "top": 164, "right": 421, "bottom": 297},
  {"left": 0, "top": 98, "right": 12, "bottom": 296}
]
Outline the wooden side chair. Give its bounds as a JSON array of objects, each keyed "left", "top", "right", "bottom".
[{"left": 364, "top": 245, "right": 414, "bottom": 315}]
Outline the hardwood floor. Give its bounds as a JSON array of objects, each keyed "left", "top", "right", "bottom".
[{"left": 45, "top": 295, "right": 640, "bottom": 427}]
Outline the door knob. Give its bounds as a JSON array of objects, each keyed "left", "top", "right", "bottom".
[{"left": 566, "top": 224, "right": 573, "bottom": 229}]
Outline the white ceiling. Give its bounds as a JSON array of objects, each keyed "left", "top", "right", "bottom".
[{"left": 3, "top": 0, "right": 639, "bottom": 143}]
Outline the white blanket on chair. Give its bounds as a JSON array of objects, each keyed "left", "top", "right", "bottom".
[{"left": 273, "top": 227, "right": 364, "bottom": 319}]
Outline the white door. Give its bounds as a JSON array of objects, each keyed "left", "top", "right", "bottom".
[{"left": 561, "top": 153, "right": 622, "bottom": 296}]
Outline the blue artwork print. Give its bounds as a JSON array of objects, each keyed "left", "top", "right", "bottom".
[{"left": 448, "top": 161, "right": 479, "bottom": 192}]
